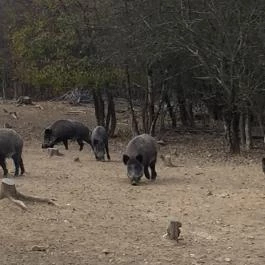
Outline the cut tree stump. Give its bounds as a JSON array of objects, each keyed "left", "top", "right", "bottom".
[
  {"left": 47, "top": 148, "right": 64, "bottom": 157},
  {"left": 167, "top": 220, "right": 182, "bottom": 241},
  {"left": 0, "top": 178, "right": 57, "bottom": 211}
]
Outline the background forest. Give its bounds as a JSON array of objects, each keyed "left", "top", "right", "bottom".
[{"left": 0, "top": 0, "right": 265, "bottom": 153}]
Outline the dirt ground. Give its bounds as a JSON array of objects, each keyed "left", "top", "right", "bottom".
[{"left": 0, "top": 101, "right": 265, "bottom": 265}]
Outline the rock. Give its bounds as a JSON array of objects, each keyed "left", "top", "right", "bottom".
[
  {"left": 31, "top": 245, "right": 48, "bottom": 251},
  {"left": 102, "top": 249, "right": 111, "bottom": 255},
  {"left": 74, "top": 157, "right": 80, "bottom": 162}
]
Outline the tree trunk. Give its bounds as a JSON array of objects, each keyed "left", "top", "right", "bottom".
[
  {"left": 164, "top": 93, "right": 176, "bottom": 128},
  {"left": 142, "top": 91, "right": 149, "bottom": 133},
  {"left": 240, "top": 112, "right": 246, "bottom": 147},
  {"left": 147, "top": 68, "right": 155, "bottom": 130},
  {"left": 125, "top": 64, "right": 139, "bottom": 136},
  {"left": 186, "top": 100, "right": 194, "bottom": 127},
  {"left": 244, "top": 109, "right": 252, "bottom": 150},
  {"left": 178, "top": 98, "right": 189, "bottom": 126},
  {"left": 93, "top": 88, "right": 105, "bottom": 126},
  {"left": 224, "top": 109, "right": 240, "bottom": 154},
  {"left": 257, "top": 114, "right": 265, "bottom": 145},
  {"left": 149, "top": 81, "right": 166, "bottom": 136},
  {"left": 105, "top": 88, "right": 116, "bottom": 137}
]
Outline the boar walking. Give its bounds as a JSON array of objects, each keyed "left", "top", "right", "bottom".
[
  {"left": 42, "top": 119, "right": 92, "bottom": 151},
  {"left": 91, "top": 126, "right": 110, "bottom": 161},
  {"left": 0, "top": 128, "right": 25, "bottom": 176},
  {"left": 123, "top": 134, "right": 157, "bottom": 185}
]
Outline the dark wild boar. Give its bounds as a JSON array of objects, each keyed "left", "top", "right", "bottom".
[
  {"left": 42, "top": 119, "right": 92, "bottom": 151},
  {"left": 0, "top": 128, "right": 25, "bottom": 176},
  {"left": 91, "top": 126, "right": 110, "bottom": 161},
  {"left": 123, "top": 134, "right": 157, "bottom": 185}
]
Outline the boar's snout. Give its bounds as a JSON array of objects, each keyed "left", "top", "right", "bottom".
[{"left": 131, "top": 180, "right": 138, "bottom": 186}]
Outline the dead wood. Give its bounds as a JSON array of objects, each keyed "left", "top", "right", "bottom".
[
  {"left": 0, "top": 178, "right": 57, "bottom": 211},
  {"left": 3, "top": 108, "right": 18, "bottom": 119},
  {"left": 34, "top": 104, "right": 44, "bottom": 110}
]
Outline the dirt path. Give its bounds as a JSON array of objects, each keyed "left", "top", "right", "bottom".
[
  {"left": 0, "top": 141, "right": 264, "bottom": 265},
  {"left": 0, "top": 102, "right": 264, "bottom": 264}
]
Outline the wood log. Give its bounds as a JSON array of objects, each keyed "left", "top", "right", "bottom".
[
  {"left": 167, "top": 220, "right": 182, "bottom": 241},
  {"left": 0, "top": 178, "right": 57, "bottom": 211}
]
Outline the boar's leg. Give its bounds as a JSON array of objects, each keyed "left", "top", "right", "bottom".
[
  {"left": 12, "top": 154, "right": 20, "bottom": 176},
  {"left": 19, "top": 157, "right": 25, "bottom": 175},
  {"left": 0, "top": 156, "right": 8, "bottom": 176},
  {"left": 105, "top": 142, "right": 111, "bottom": 160},
  {"left": 63, "top": 139, "right": 68, "bottom": 150},
  {"left": 150, "top": 160, "right": 157, "bottom": 180},
  {"left": 77, "top": 139, "right": 84, "bottom": 151},
  {"left": 144, "top": 166, "right": 151, "bottom": 179}
]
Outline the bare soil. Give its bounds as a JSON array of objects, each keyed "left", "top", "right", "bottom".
[{"left": 0, "top": 101, "right": 265, "bottom": 265}]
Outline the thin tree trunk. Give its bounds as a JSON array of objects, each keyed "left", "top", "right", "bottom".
[
  {"left": 147, "top": 68, "right": 155, "bottom": 130},
  {"left": 178, "top": 98, "right": 188, "bottom": 126},
  {"left": 240, "top": 112, "right": 246, "bottom": 147},
  {"left": 142, "top": 91, "right": 149, "bottom": 133},
  {"left": 223, "top": 109, "right": 241, "bottom": 154},
  {"left": 257, "top": 114, "right": 265, "bottom": 144},
  {"left": 93, "top": 88, "right": 105, "bottom": 126},
  {"left": 231, "top": 111, "right": 240, "bottom": 153},
  {"left": 149, "top": 81, "right": 166, "bottom": 136},
  {"left": 125, "top": 64, "right": 139, "bottom": 136},
  {"left": 164, "top": 93, "right": 176, "bottom": 128},
  {"left": 245, "top": 109, "right": 252, "bottom": 150},
  {"left": 186, "top": 100, "right": 194, "bottom": 127},
  {"left": 105, "top": 88, "right": 116, "bottom": 137}
]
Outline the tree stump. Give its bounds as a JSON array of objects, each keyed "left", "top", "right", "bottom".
[
  {"left": 167, "top": 220, "right": 182, "bottom": 241},
  {"left": 0, "top": 178, "right": 57, "bottom": 211},
  {"left": 48, "top": 148, "right": 64, "bottom": 157}
]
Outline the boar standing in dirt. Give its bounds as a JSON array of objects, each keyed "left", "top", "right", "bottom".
[
  {"left": 91, "top": 126, "right": 110, "bottom": 161},
  {"left": 0, "top": 128, "right": 25, "bottom": 176},
  {"left": 42, "top": 119, "right": 92, "bottom": 151},
  {"left": 123, "top": 134, "right": 157, "bottom": 185}
]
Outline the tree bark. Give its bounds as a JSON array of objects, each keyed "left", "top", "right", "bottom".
[
  {"left": 164, "top": 93, "right": 176, "bottom": 128},
  {"left": 93, "top": 88, "right": 105, "bottom": 126},
  {"left": 224, "top": 109, "right": 240, "bottom": 154},
  {"left": 244, "top": 109, "right": 252, "bottom": 150},
  {"left": 240, "top": 112, "right": 246, "bottom": 147},
  {"left": 147, "top": 68, "right": 155, "bottom": 130},
  {"left": 105, "top": 88, "right": 116, "bottom": 137},
  {"left": 149, "top": 81, "right": 166, "bottom": 136},
  {"left": 125, "top": 64, "right": 139, "bottom": 136}
]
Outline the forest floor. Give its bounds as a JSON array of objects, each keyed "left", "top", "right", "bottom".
[{"left": 0, "top": 101, "right": 265, "bottom": 265}]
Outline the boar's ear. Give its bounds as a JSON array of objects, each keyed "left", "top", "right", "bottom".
[
  {"left": 123, "top": 154, "right": 130, "bottom": 165},
  {"left": 136, "top": 154, "right": 143, "bottom": 164},
  {"left": 44, "top": 128, "right": 52, "bottom": 135}
]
